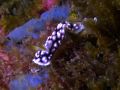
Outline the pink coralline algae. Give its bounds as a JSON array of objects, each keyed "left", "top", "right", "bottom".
[
  {"left": 0, "top": 50, "right": 9, "bottom": 61},
  {"left": 42, "top": 0, "right": 58, "bottom": 10}
]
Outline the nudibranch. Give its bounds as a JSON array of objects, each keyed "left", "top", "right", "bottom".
[{"left": 32, "top": 21, "right": 85, "bottom": 66}]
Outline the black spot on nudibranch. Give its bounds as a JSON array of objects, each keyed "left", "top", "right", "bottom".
[{"left": 68, "top": 23, "right": 74, "bottom": 29}]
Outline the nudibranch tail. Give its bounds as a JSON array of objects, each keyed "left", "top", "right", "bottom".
[{"left": 32, "top": 21, "right": 85, "bottom": 66}]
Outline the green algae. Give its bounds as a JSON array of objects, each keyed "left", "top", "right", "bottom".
[{"left": 0, "top": 0, "right": 42, "bottom": 33}]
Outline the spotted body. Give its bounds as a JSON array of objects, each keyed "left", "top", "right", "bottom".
[{"left": 33, "top": 21, "right": 85, "bottom": 66}]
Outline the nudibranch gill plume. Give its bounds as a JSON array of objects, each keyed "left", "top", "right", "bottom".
[{"left": 32, "top": 21, "right": 85, "bottom": 66}]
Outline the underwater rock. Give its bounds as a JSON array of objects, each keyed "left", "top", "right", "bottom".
[
  {"left": 6, "top": 3, "right": 70, "bottom": 46},
  {"left": 40, "top": 4, "right": 70, "bottom": 22},
  {"left": 9, "top": 71, "right": 49, "bottom": 90},
  {"left": 7, "top": 19, "right": 44, "bottom": 43}
]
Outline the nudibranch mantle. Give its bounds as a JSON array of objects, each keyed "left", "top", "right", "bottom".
[{"left": 33, "top": 21, "right": 85, "bottom": 66}]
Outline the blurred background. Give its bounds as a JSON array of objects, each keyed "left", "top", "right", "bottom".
[{"left": 0, "top": 0, "right": 120, "bottom": 90}]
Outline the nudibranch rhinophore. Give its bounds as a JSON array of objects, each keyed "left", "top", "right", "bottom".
[{"left": 32, "top": 21, "right": 85, "bottom": 66}]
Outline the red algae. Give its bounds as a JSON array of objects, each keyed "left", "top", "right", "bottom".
[
  {"left": 0, "top": 50, "right": 9, "bottom": 61},
  {"left": 42, "top": 0, "right": 59, "bottom": 10}
]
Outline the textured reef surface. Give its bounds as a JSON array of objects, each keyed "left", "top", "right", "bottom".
[
  {"left": 6, "top": 3, "right": 70, "bottom": 46},
  {"left": 0, "top": 0, "right": 120, "bottom": 90}
]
